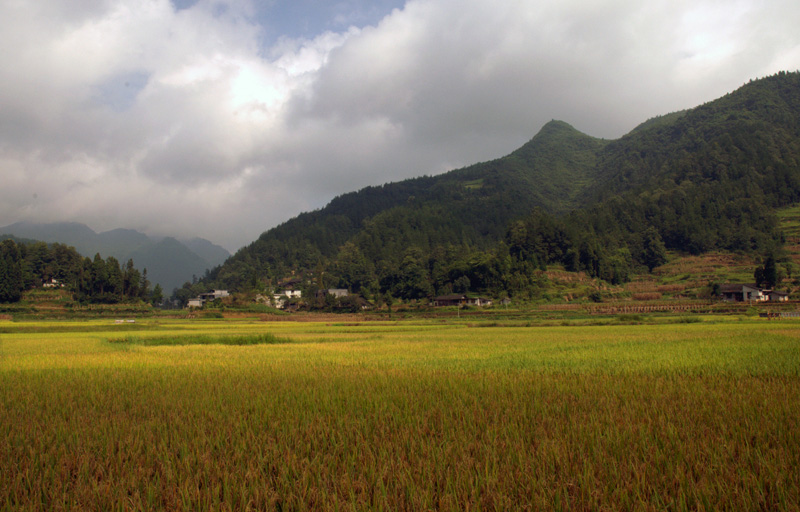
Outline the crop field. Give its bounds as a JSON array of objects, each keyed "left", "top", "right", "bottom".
[{"left": 1, "top": 317, "right": 799, "bottom": 511}]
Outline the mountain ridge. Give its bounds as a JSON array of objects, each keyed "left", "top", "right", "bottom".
[
  {"left": 199, "top": 71, "right": 800, "bottom": 299},
  {"left": 0, "top": 221, "right": 230, "bottom": 292}
]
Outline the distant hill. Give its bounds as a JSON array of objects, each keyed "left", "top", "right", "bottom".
[
  {"left": 0, "top": 222, "right": 230, "bottom": 293},
  {"left": 127, "top": 237, "right": 214, "bottom": 293},
  {"left": 181, "top": 238, "right": 231, "bottom": 268},
  {"left": 97, "top": 228, "right": 152, "bottom": 257},
  {"left": 199, "top": 72, "right": 800, "bottom": 299}
]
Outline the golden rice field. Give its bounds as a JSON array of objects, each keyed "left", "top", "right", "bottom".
[{"left": 1, "top": 317, "right": 799, "bottom": 511}]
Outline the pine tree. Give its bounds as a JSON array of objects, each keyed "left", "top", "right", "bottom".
[{"left": 0, "top": 240, "right": 24, "bottom": 303}]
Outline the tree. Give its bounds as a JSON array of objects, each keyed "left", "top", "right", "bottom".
[
  {"left": 150, "top": 283, "right": 164, "bottom": 306},
  {"left": 396, "top": 247, "right": 432, "bottom": 300},
  {"left": 453, "top": 275, "right": 470, "bottom": 293},
  {"left": 0, "top": 240, "right": 24, "bottom": 303},
  {"left": 139, "top": 268, "right": 151, "bottom": 300},
  {"left": 641, "top": 227, "right": 668, "bottom": 271},
  {"left": 755, "top": 255, "right": 778, "bottom": 289},
  {"left": 123, "top": 259, "right": 141, "bottom": 298},
  {"left": 105, "top": 257, "right": 123, "bottom": 299},
  {"left": 91, "top": 254, "right": 108, "bottom": 295},
  {"left": 332, "top": 241, "right": 375, "bottom": 293}
]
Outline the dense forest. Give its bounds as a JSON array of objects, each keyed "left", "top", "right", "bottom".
[
  {"left": 0, "top": 237, "right": 161, "bottom": 304},
  {"left": 185, "top": 71, "right": 800, "bottom": 302}
]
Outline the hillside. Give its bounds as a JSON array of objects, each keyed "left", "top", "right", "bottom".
[
  {"left": 591, "top": 72, "right": 800, "bottom": 201},
  {"left": 203, "top": 72, "right": 800, "bottom": 300},
  {"left": 209, "top": 118, "right": 607, "bottom": 290},
  {"left": 0, "top": 222, "right": 230, "bottom": 293}
]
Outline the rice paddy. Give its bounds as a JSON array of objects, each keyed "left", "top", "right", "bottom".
[{"left": 1, "top": 317, "right": 799, "bottom": 510}]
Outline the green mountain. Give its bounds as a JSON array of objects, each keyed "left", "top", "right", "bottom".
[
  {"left": 205, "top": 71, "right": 800, "bottom": 299},
  {"left": 0, "top": 222, "right": 230, "bottom": 293},
  {"left": 209, "top": 119, "right": 608, "bottom": 289}
]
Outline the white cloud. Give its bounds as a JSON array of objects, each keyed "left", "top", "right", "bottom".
[{"left": 1, "top": 0, "right": 799, "bottom": 251}]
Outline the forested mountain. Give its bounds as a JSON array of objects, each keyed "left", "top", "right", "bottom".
[
  {"left": 202, "top": 71, "right": 800, "bottom": 301},
  {"left": 208, "top": 118, "right": 608, "bottom": 290},
  {"left": 0, "top": 222, "right": 230, "bottom": 293},
  {"left": 0, "top": 238, "right": 160, "bottom": 304}
]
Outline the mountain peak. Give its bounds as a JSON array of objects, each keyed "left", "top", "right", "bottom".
[
  {"left": 539, "top": 119, "right": 578, "bottom": 132},
  {"left": 204, "top": 72, "right": 800, "bottom": 296}
]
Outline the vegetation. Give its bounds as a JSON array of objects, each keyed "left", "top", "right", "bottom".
[
  {"left": 0, "top": 238, "right": 155, "bottom": 305},
  {"left": 0, "top": 223, "right": 231, "bottom": 294},
  {"left": 108, "top": 332, "right": 293, "bottom": 346},
  {"left": 197, "top": 72, "right": 800, "bottom": 302},
  {"left": 1, "top": 317, "right": 798, "bottom": 510}
]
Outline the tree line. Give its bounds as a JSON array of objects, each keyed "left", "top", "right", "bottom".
[{"left": 0, "top": 238, "right": 162, "bottom": 304}]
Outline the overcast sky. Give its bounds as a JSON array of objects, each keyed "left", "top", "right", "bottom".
[{"left": 1, "top": 0, "right": 799, "bottom": 251}]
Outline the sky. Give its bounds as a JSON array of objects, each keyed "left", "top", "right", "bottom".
[{"left": 1, "top": 0, "right": 799, "bottom": 252}]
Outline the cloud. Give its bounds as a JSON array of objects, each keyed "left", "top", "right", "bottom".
[{"left": 1, "top": 0, "right": 799, "bottom": 251}]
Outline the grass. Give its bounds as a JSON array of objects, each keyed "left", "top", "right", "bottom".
[
  {"left": 1, "top": 317, "right": 799, "bottom": 510},
  {"left": 108, "top": 332, "right": 294, "bottom": 346}
]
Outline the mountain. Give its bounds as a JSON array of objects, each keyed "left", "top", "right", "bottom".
[
  {"left": 127, "top": 237, "right": 214, "bottom": 293},
  {"left": 0, "top": 222, "right": 230, "bottom": 293},
  {"left": 97, "top": 228, "right": 152, "bottom": 257},
  {"left": 182, "top": 238, "right": 231, "bottom": 268},
  {"left": 587, "top": 73, "right": 800, "bottom": 203},
  {"left": 208, "top": 118, "right": 609, "bottom": 290},
  {"left": 199, "top": 72, "right": 800, "bottom": 298},
  {"left": 1, "top": 222, "right": 101, "bottom": 253}
]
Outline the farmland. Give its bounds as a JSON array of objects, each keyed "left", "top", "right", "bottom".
[{"left": 1, "top": 317, "right": 799, "bottom": 510}]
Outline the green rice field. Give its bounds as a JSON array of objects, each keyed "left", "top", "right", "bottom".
[{"left": 1, "top": 317, "right": 799, "bottom": 510}]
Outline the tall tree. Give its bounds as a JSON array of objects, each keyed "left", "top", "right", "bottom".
[
  {"left": 755, "top": 255, "right": 778, "bottom": 289},
  {"left": 0, "top": 240, "right": 24, "bottom": 303},
  {"left": 150, "top": 283, "right": 163, "bottom": 306},
  {"left": 641, "top": 227, "right": 668, "bottom": 271}
]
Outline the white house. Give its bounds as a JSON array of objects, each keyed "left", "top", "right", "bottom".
[
  {"left": 199, "top": 289, "right": 229, "bottom": 301},
  {"left": 272, "top": 289, "right": 302, "bottom": 309},
  {"left": 720, "top": 284, "right": 765, "bottom": 302},
  {"left": 765, "top": 290, "right": 790, "bottom": 302}
]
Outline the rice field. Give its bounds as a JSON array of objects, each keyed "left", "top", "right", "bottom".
[{"left": 1, "top": 317, "right": 799, "bottom": 511}]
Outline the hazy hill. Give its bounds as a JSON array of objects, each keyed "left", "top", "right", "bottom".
[
  {"left": 203, "top": 72, "right": 800, "bottom": 297},
  {"left": 1, "top": 222, "right": 101, "bottom": 253},
  {"left": 127, "top": 237, "right": 214, "bottom": 293},
  {"left": 97, "top": 228, "right": 152, "bottom": 258},
  {"left": 182, "top": 237, "right": 231, "bottom": 268},
  {"left": 0, "top": 222, "right": 230, "bottom": 293}
]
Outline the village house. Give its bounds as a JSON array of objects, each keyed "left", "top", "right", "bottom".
[
  {"left": 187, "top": 289, "right": 230, "bottom": 308},
  {"left": 432, "top": 294, "right": 466, "bottom": 307},
  {"left": 432, "top": 294, "right": 493, "bottom": 307},
  {"left": 719, "top": 284, "right": 764, "bottom": 302},
  {"left": 271, "top": 290, "right": 302, "bottom": 309},
  {"left": 466, "top": 296, "right": 493, "bottom": 307},
  {"left": 187, "top": 297, "right": 204, "bottom": 308},
  {"left": 765, "top": 289, "right": 790, "bottom": 302},
  {"left": 326, "top": 289, "right": 349, "bottom": 298},
  {"left": 198, "top": 289, "right": 230, "bottom": 301},
  {"left": 719, "top": 284, "right": 789, "bottom": 302}
]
